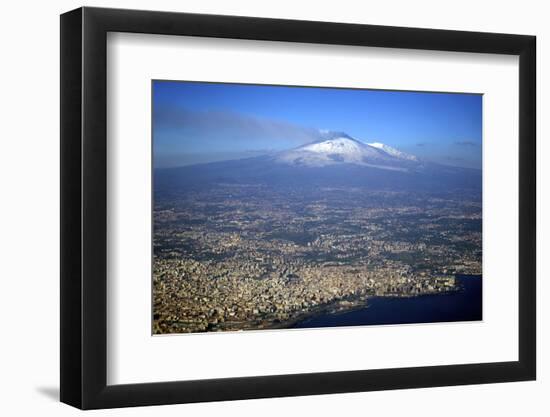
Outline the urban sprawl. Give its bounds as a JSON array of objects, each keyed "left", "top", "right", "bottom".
[{"left": 153, "top": 185, "right": 481, "bottom": 334}]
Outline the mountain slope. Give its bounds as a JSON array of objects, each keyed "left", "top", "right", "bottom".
[
  {"left": 154, "top": 132, "right": 481, "bottom": 194},
  {"left": 367, "top": 142, "right": 418, "bottom": 162},
  {"left": 275, "top": 135, "right": 418, "bottom": 171}
]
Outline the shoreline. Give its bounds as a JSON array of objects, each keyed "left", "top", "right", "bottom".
[
  {"left": 282, "top": 274, "right": 481, "bottom": 329},
  {"left": 156, "top": 274, "right": 481, "bottom": 334}
]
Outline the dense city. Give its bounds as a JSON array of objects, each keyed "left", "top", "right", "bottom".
[{"left": 153, "top": 184, "right": 482, "bottom": 334}]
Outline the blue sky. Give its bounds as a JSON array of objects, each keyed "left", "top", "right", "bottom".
[{"left": 153, "top": 80, "right": 482, "bottom": 168}]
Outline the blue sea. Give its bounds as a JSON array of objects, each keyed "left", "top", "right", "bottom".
[{"left": 292, "top": 275, "right": 482, "bottom": 329}]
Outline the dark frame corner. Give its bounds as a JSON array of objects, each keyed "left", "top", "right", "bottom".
[{"left": 61, "top": 6, "right": 536, "bottom": 410}]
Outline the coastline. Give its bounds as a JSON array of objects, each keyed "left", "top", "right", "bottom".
[
  {"left": 271, "top": 297, "right": 372, "bottom": 330},
  {"left": 156, "top": 274, "right": 481, "bottom": 334},
  {"left": 286, "top": 274, "right": 481, "bottom": 329}
]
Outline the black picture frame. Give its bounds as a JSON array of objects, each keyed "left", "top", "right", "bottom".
[{"left": 60, "top": 6, "right": 536, "bottom": 410}]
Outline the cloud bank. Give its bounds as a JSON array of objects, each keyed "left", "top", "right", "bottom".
[{"left": 154, "top": 105, "right": 322, "bottom": 145}]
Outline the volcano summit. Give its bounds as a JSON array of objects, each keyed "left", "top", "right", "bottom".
[
  {"left": 275, "top": 133, "right": 419, "bottom": 170},
  {"left": 155, "top": 131, "right": 481, "bottom": 193}
]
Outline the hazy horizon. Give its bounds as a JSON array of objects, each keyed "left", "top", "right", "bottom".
[{"left": 153, "top": 80, "right": 482, "bottom": 169}]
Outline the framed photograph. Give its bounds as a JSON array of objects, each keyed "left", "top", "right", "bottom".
[{"left": 60, "top": 6, "right": 536, "bottom": 409}]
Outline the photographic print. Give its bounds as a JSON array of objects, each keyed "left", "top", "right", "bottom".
[{"left": 152, "top": 81, "right": 482, "bottom": 335}]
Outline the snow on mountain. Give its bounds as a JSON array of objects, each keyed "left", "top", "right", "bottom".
[
  {"left": 275, "top": 133, "right": 419, "bottom": 171},
  {"left": 156, "top": 130, "right": 480, "bottom": 192},
  {"left": 299, "top": 137, "right": 381, "bottom": 159},
  {"left": 367, "top": 142, "right": 418, "bottom": 161}
]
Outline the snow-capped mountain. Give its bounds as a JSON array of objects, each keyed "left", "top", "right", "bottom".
[
  {"left": 275, "top": 134, "right": 420, "bottom": 171},
  {"left": 367, "top": 142, "right": 418, "bottom": 162},
  {"left": 155, "top": 130, "right": 481, "bottom": 194}
]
